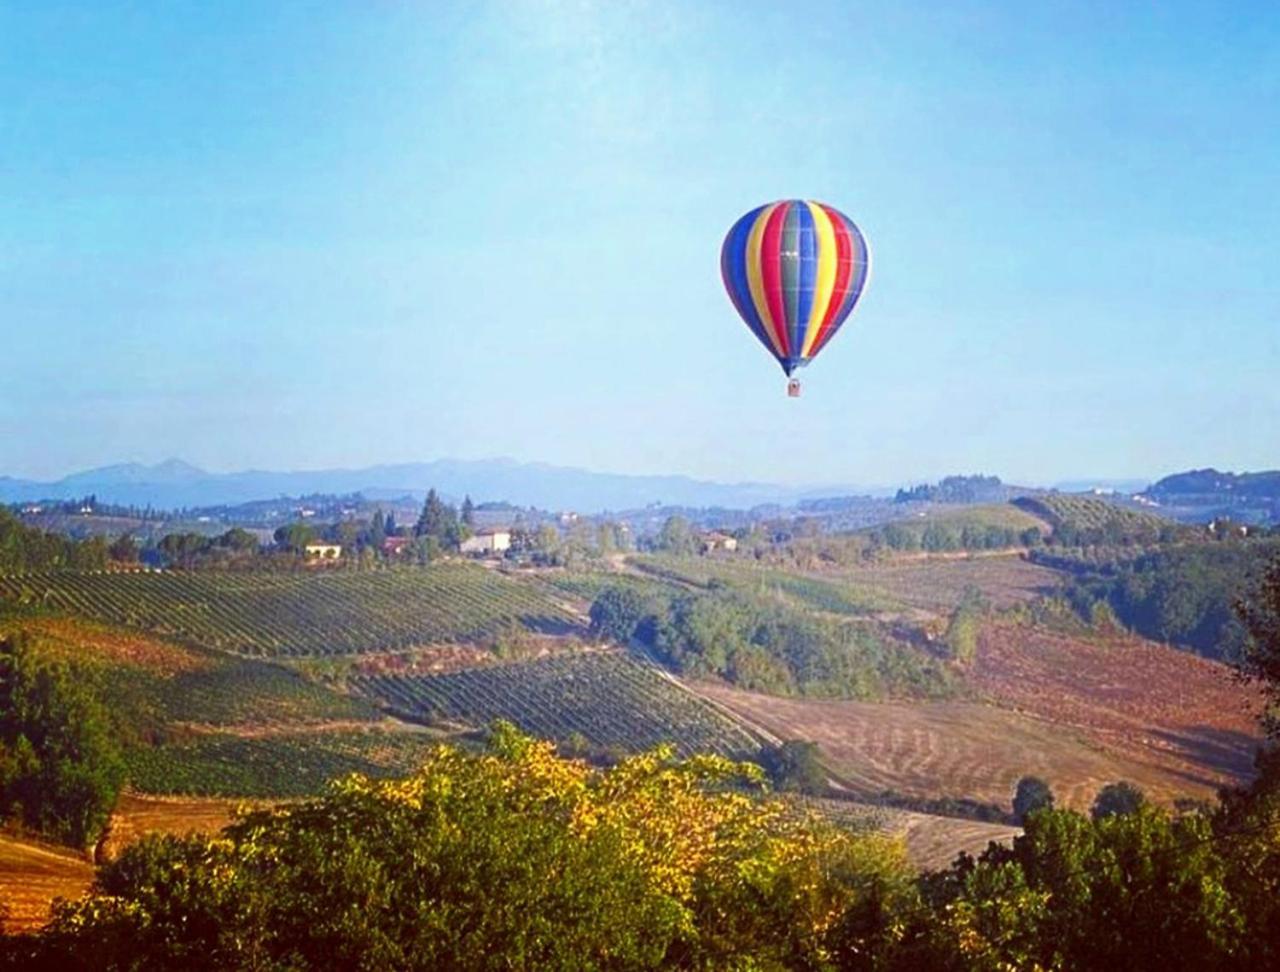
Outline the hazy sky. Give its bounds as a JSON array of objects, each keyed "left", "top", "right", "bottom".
[{"left": 2, "top": 1, "right": 1277, "bottom": 486}]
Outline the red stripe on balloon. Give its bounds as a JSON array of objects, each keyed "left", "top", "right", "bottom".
[
  {"left": 810, "top": 203, "right": 852, "bottom": 353},
  {"left": 760, "top": 201, "right": 791, "bottom": 357}
]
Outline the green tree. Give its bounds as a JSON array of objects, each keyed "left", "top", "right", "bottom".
[
  {"left": 272, "top": 523, "right": 316, "bottom": 554},
  {"left": 758, "top": 740, "right": 827, "bottom": 795},
  {"left": 656, "top": 515, "right": 696, "bottom": 555},
  {"left": 588, "top": 586, "right": 651, "bottom": 643},
  {"left": 460, "top": 495, "right": 475, "bottom": 529},
  {"left": 107, "top": 532, "right": 138, "bottom": 564},
  {"left": 0, "top": 635, "right": 124, "bottom": 847},
  {"left": 1238, "top": 556, "right": 1280, "bottom": 737},
  {"left": 415, "top": 489, "right": 461, "bottom": 548},
  {"left": 1012, "top": 775, "right": 1055, "bottom": 823},
  {"left": 218, "top": 528, "right": 259, "bottom": 552},
  {"left": 943, "top": 589, "right": 986, "bottom": 665},
  {"left": 1091, "top": 780, "right": 1146, "bottom": 820}
]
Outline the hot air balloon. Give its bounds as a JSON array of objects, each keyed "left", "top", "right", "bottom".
[{"left": 720, "top": 200, "right": 870, "bottom": 396}]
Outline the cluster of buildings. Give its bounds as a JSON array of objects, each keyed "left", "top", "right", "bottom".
[{"left": 303, "top": 527, "right": 514, "bottom": 563}]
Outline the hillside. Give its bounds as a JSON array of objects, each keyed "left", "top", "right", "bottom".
[
  {"left": 0, "top": 564, "right": 581, "bottom": 656},
  {"left": 693, "top": 619, "right": 1260, "bottom": 813},
  {"left": 0, "top": 546, "right": 1270, "bottom": 921},
  {"left": 1013, "top": 493, "right": 1182, "bottom": 542}
]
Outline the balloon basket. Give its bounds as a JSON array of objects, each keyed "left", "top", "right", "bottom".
[{"left": 787, "top": 379, "right": 801, "bottom": 398}]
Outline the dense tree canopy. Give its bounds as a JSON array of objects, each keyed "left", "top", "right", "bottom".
[
  {"left": 0, "top": 635, "right": 124, "bottom": 847},
  {"left": 1057, "top": 540, "right": 1280, "bottom": 659},
  {"left": 616, "top": 586, "right": 952, "bottom": 699},
  {"left": 7, "top": 726, "right": 907, "bottom": 970},
  {"left": 0, "top": 507, "right": 107, "bottom": 572}
]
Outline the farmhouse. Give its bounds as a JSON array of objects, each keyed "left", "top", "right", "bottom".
[
  {"left": 460, "top": 528, "right": 512, "bottom": 556},
  {"left": 700, "top": 531, "right": 738, "bottom": 553},
  {"left": 381, "top": 536, "right": 411, "bottom": 556},
  {"left": 304, "top": 542, "right": 342, "bottom": 560}
]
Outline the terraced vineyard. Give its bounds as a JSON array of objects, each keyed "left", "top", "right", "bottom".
[
  {"left": 1013, "top": 494, "right": 1177, "bottom": 539},
  {"left": 351, "top": 652, "right": 760, "bottom": 758},
  {"left": 0, "top": 564, "right": 580, "bottom": 656}
]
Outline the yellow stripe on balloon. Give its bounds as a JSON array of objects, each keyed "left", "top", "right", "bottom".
[
  {"left": 802, "top": 200, "right": 837, "bottom": 357},
  {"left": 745, "top": 203, "right": 785, "bottom": 358}
]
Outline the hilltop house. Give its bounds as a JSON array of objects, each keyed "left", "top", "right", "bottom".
[
  {"left": 460, "top": 528, "right": 512, "bottom": 557},
  {"left": 699, "top": 531, "right": 738, "bottom": 554},
  {"left": 304, "top": 542, "right": 342, "bottom": 560}
]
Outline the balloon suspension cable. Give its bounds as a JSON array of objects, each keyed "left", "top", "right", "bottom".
[{"left": 787, "top": 378, "right": 801, "bottom": 398}]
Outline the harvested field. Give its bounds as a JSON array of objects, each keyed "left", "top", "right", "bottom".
[
  {"left": 894, "top": 811, "right": 1020, "bottom": 870},
  {"left": 792, "top": 796, "right": 1020, "bottom": 870},
  {"left": 1, "top": 793, "right": 242, "bottom": 933},
  {"left": 694, "top": 682, "right": 1246, "bottom": 813},
  {"left": 851, "top": 555, "right": 1062, "bottom": 612},
  {"left": 0, "top": 835, "right": 94, "bottom": 933},
  {"left": 100, "top": 792, "right": 247, "bottom": 860},
  {"left": 971, "top": 621, "right": 1262, "bottom": 789}
]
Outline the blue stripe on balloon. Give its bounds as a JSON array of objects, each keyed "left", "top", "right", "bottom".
[
  {"left": 722, "top": 205, "right": 777, "bottom": 360},
  {"left": 794, "top": 201, "right": 816, "bottom": 364}
]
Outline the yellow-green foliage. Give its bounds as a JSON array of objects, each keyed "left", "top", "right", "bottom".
[{"left": 24, "top": 725, "right": 911, "bottom": 970}]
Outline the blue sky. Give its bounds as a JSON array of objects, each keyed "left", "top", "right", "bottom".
[{"left": 2, "top": 1, "right": 1277, "bottom": 487}]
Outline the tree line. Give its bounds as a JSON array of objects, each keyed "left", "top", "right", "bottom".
[
  {"left": 0, "top": 507, "right": 109, "bottom": 572},
  {"left": 1051, "top": 538, "right": 1280, "bottom": 660},
  {"left": 589, "top": 584, "right": 954, "bottom": 699}
]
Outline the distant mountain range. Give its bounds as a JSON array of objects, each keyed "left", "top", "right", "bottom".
[
  {"left": 0, "top": 459, "right": 839, "bottom": 513},
  {"left": 3, "top": 461, "right": 1274, "bottom": 519}
]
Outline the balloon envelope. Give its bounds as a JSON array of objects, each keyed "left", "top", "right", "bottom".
[{"left": 720, "top": 200, "right": 870, "bottom": 376}]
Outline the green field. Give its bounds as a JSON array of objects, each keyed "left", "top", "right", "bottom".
[
  {"left": 0, "top": 614, "right": 378, "bottom": 731},
  {"left": 0, "top": 564, "right": 580, "bottom": 656},
  {"left": 350, "top": 651, "right": 760, "bottom": 758},
  {"left": 124, "top": 727, "right": 446, "bottom": 798},
  {"left": 630, "top": 555, "right": 898, "bottom": 615}
]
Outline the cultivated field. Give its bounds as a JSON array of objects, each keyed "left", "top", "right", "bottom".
[
  {"left": 693, "top": 660, "right": 1256, "bottom": 814},
  {"left": 0, "top": 792, "right": 251, "bottom": 933},
  {"left": 124, "top": 725, "right": 449, "bottom": 798},
  {"left": 790, "top": 796, "right": 1021, "bottom": 870},
  {"left": 970, "top": 621, "right": 1262, "bottom": 787},
  {"left": 0, "top": 835, "right": 94, "bottom": 934},
  {"left": 1013, "top": 493, "right": 1173, "bottom": 533},
  {"left": 695, "top": 686, "right": 1168, "bottom": 810},
  {"left": 0, "top": 614, "right": 381, "bottom": 731},
  {"left": 848, "top": 554, "right": 1063, "bottom": 612},
  {"left": 351, "top": 651, "right": 761, "bottom": 758},
  {"left": 0, "top": 564, "right": 580, "bottom": 656},
  {"left": 629, "top": 555, "right": 899, "bottom": 615}
]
